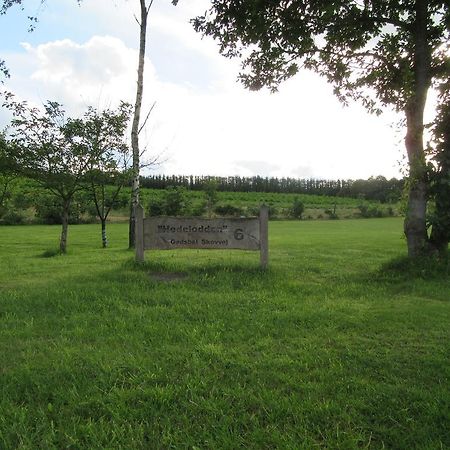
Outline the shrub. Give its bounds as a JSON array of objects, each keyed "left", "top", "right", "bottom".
[
  {"left": 191, "top": 201, "right": 207, "bottom": 217},
  {"left": 268, "top": 204, "right": 278, "bottom": 218},
  {"left": 148, "top": 198, "right": 165, "bottom": 216},
  {"left": 202, "top": 180, "right": 219, "bottom": 215},
  {"left": 34, "top": 197, "right": 85, "bottom": 224},
  {"left": 0, "top": 209, "right": 26, "bottom": 225},
  {"left": 358, "top": 203, "right": 384, "bottom": 218},
  {"left": 324, "top": 209, "right": 339, "bottom": 220},
  {"left": 290, "top": 197, "right": 305, "bottom": 219},
  {"left": 164, "top": 187, "right": 190, "bottom": 216},
  {"left": 147, "top": 187, "right": 190, "bottom": 217},
  {"left": 214, "top": 204, "right": 243, "bottom": 217}
]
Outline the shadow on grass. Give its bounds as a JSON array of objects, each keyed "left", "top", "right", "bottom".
[
  {"left": 376, "top": 252, "right": 449, "bottom": 281},
  {"left": 39, "top": 248, "right": 62, "bottom": 258},
  {"left": 116, "top": 257, "right": 278, "bottom": 292},
  {"left": 124, "top": 258, "right": 269, "bottom": 276}
]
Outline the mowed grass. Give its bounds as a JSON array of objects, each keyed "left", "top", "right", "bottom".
[{"left": 0, "top": 219, "right": 449, "bottom": 449}]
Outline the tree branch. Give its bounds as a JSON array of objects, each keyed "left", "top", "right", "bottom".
[{"left": 138, "top": 101, "right": 156, "bottom": 135}]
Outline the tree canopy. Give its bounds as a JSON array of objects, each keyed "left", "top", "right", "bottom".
[
  {"left": 194, "top": 0, "right": 449, "bottom": 257},
  {"left": 1, "top": 93, "right": 130, "bottom": 252},
  {"left": 194, "top": 1, "right": 448, "bottom": 108}
]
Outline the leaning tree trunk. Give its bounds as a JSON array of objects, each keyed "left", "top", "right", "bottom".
[
  {"left": 403, "top": 0, "right": 431, "bottom": 258},
  {"left": 60, "top": 201, "right": 70, "bottom": 254},
  {"left": 129, "top": 0, "right": 149, "bottom": 249}
]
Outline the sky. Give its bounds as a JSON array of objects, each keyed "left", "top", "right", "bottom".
[{"left": 0, "top": 0, "right": 410, "bottom": 180}]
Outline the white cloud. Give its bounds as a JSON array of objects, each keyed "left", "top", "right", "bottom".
[{"left": 1, "top": 0, "right": 405, "bottom": 180}]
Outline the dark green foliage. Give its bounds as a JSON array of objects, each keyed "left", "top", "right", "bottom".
[
  {"left": 290, "top": 197, "right": 305, "bottom": 219},
  {"left": 163, "top": 186, "right": 190, "bottom": 216},
  {"left": 148, "top": 197, "right": 165, "bottom": 216},
  {"left": 141, "top": 174, "right": 404, "bottom": 202},
  {"left": 358, "top": 203, "right": 384, "bottom": 218},
  {"left": 0, "top": 133, "right": 17, "bottom": 215},
  {"left": 191, "top": 200, "right": 207, "bottom": 217},
  {"left": 33, "top": 193, "right": 87, "bottom": 225},
  {"left": 428, "top": 84, "right": 450, "bottom": 254},
  {"left": 147, "top": 187, "right": 191, "bottom": 216},
  {"left": 0, "top": 208, "right": 25, "bottom": 225},
  {"left": 247, "top": 204, "right": 277, "bottom": 218},
  {"left": 1, "top": 180, "right": 401, "bottom": 222},
  {"left": 214, "top": 203, "right": 243, "bottom": 217},
  {"left": 0, "top": 59, "right": 9, "bottom": 81},
  {"left": 267, "top": 204, "right": 278, "bottom": 218},
  {"left": 202, "top": 179, "right": 219, "bottom": 216}
]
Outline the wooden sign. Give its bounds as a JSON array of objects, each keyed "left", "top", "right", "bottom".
[{"left": 135, "top": 205, "right": 269, "bottom": 268}]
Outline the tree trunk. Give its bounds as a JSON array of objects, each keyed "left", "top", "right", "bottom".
[
  {"left": 430, "top": 196, "right": 450, "bottom": 255},
  {"left": 403, "top": 0, "right": 431, "bottom": 258},
  {"left": 129, "top": 0, "right": 149, "bottom": 249},
  {"left": 60, "top": 202, "right": 70, "bottom": 254},
  {"left": 101, "top": 218, "right": 108, "bottom": 248}
]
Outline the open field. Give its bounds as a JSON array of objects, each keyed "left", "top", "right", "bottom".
[{"left": 0, "top": 219, "right": 449, "bottom": 449}]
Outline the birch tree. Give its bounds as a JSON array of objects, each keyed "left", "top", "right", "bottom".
[{"left": 129, "top": 0, "right": 153, "bottom": 248}]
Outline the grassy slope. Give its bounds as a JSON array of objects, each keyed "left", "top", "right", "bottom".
[
  {"left": 138, "top": 188, "right": 396, "bottom": 219},
  {"left": 0, "top": 219, "right": 449, "bottom": 449}
]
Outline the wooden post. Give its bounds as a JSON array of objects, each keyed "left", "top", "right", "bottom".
[
  {"left": 259, "top": 205, "right": 269, "bottom": 269},
  {"left": 135, "top": 204, "right": 145, "bottom": 262}
]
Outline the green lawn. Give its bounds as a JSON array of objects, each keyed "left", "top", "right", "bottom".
[{"left": 0, "top": 219, "right": 449, "bottom": 449}]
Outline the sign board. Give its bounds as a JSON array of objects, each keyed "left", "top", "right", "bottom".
[{"left": 135, "top": 205, "right": 268, "bottom": 267}]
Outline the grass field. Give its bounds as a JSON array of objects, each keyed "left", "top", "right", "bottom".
[{"left": 0, "top": 219, "right": 449, "bottom": 449}]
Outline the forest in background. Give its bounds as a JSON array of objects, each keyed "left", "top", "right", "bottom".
[
  {"left": 0, "top": 174, "right": 403, "bottom": 226},
  {"left": 140, "top": 174, "right": 403, "bottom": 203}
]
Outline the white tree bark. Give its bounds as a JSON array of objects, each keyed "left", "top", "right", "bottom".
[{"left": 129, "top": 0, "right": 151, "bottom": 248}]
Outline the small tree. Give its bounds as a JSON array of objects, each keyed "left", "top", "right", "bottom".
[
  {"left": 65, "top": 103, "right": 133, "bottom": 248},
  {"left": 290, "top": 197, "right": 305, "bottom": 220},
  {"left": 202, "top": 179, "right": 219, "bottom": 217},
  {"left": 2, "top": 93, "right": 101, "bottom": 253},
  {"left": 164, "top": 186, "right": 189, "bottom": 216}
]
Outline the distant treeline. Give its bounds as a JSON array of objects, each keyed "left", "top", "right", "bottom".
[{"left": 140, "top": 175, "right": 404, "bottom": 203}]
